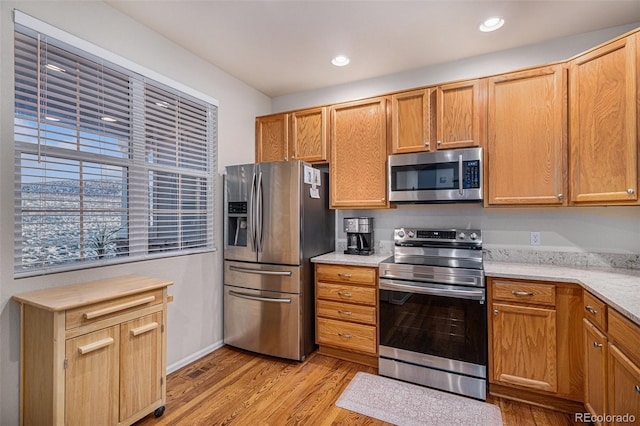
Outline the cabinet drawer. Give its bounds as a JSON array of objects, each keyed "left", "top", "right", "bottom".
[
  {"left": 583, "top": 291, "right": 607, "bottom": 331},
  {"left": 66, "top": 289, "right": 163, "bottom": 330},
  {"left": 492, "top": 280, "right": 556, "bottom": 306},
  {"left": 317, "top": 300, "right": 376, "bottom": 325},
  {"left": 317, "top": 318, "right": 377, "bottom": 355},
  {"left": 608, "top": 309, "right": 640, "bottom": 365},
  {"left": 316, "top": 264, "right": 376, "bottom": 285},
  {"left": 317, "top": 282, "right": 376, "bottom": 305}
]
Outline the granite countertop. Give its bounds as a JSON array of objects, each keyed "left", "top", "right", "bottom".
[
  {"left": 310, "top": 251, "right": 640, "bottom": 328},
  {"left": 484, "top": 261, "right": 640, "bottom": 328},
  {"left": 311, "top": 252, "right": 392, "bottom": 267}
]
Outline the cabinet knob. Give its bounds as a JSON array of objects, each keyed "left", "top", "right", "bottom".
[
  {"left": 585, "top": 305, "right": 598, "bottom": 315},
  {"left": 557, "top": 194, "right": 564, "bottom": 200},
  {"left": 635, "top": 385, "right": 640, "bottom": 394},
  {"left": 593, "top": 342, "right": 603, "bottom": 348},
  {"left": 628, "top": 188, "right": 635, "bottom": 195},
  {"left": 493, "top": 309, "right": 499, "bottom": 316},
  {"left": 425, "top": 141, "right": 430, "bottom": 147},
  {"left": 437, "top": 140, "right": 442, "bottom": 145},
  {"left": 291, "top": 155, "right": 296, "bottom": 159},
  {"left": 283, "top": 157, "right": 287, "bottom": 161}
]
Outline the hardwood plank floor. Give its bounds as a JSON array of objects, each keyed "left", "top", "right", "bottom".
[{"left": 135, "top": 346, "right": 576, "bottom": 425}]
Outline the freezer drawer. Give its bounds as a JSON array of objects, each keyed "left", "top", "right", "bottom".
[
  {"left": 224, "top": 261, "right": 301, "bottom": 293},
  {"left": 224, "top": 285, "right": 302, "bottom": 360}
]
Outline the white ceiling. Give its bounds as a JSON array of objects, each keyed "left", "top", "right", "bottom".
[{"left": 106, "top": 0, "right": 640, "bottom": 98}]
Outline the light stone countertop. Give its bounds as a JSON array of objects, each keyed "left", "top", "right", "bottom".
[
  {"left": 311, "top": 252, "right": 392, "bottom": 267},
  {"left": 310, "top": 252, "right": 640, "bottom": 328},
  {"left": 484, "top": 261, "right": 640, "bottom": 328}
]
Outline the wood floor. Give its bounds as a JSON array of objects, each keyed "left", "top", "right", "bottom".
[{"left": 135, "top": 346, "right": 576, "bottom": 425}]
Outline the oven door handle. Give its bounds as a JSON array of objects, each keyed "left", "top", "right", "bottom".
[{"left": 379, "top": 279, "right": 485, "bottom": 302}]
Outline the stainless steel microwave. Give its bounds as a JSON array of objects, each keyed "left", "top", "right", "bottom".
[{"left": 388, "top": 147, "right": 483, "bottom": 203}]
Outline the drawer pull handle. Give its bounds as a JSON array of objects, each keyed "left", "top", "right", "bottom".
[
  {"left": 338, "top": 333, "right": 352, "bottom": 339},
  {"left": 78, "top": 337, "right": 114, "bottom": 355},
  {"left": 593, "top": 342, "right": 603, "bottom": 348},
  {"left": 337, "top": 273, "right": 352, "bottom": 278},
  {"left": 511, "top": 290, "right": 534, "bottom": 296},
  {"left": 635, "top": 385, "right": 640, "bottom": 394},
  {"left": 337, "top": 310, "right": 352, "bottom": 315},
  {"left": 130, "top": 322, "right": 159, "bottom": 337},
  {"left": 83, "top": 296, "right": 156, "bottom": 320},
  {"left": 337, "top": 292, "right": 352, "bottom": 297},
  {"left": 585, "top": 305, "right": 598, "bottom": 315}
]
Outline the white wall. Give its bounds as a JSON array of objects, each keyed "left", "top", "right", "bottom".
[
  {"left": 273, "top": 22, "right": 640, "bottom": 258},
  {"left": 0, "top": 2, "right": 268, "bottom": 424}
]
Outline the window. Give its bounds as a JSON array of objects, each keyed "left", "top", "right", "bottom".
[{"left": 13, "top": 16, "right": 217, "bottom": 277}]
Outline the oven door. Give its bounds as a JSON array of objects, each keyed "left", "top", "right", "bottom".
[{"left": 379, "top": 278, "right": 487, "bottom": 373}]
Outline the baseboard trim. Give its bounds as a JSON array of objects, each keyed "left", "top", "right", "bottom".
[{"left": 167, "top": 340, "right": 224, "bottom": 374}]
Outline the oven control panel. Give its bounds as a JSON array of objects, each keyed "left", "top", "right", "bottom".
[{"left": 394, "top": 227, "right": 482, "bottom": 246}]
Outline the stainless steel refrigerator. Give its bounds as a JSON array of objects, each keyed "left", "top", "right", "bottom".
[{"left": 223, "top": 160, "right": 334, "bottom": 361}]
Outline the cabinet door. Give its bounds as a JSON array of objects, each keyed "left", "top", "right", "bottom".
[
  {"left": 435, "top": 79, "right": 485, "bottom": 150},
  {"left": 492, "top": 303, "right": 558, "bottom": 393},
  {"left": 487, "top": 66, "right": 566, "bottom": 206},
  {"left": 390, "top": 89, "right": 431, "bottom": 153},
  {"left": 120, "top": 312, "right": 163, "bottom": 422},
  {"left": 65, "top": 326, "right": 119, "bottom": 426},
  {"left": 330, "top": 97, "right": 388, "bottom": 208},
  {"left": 256, "top": 113, "right": 289, "bottom": 163},
  {"left": 569, "top": 35, "right": 638, "bottom": 205},
  {"left": 584, "top": 319, "right": 608, "bottom": 423},
  {"left": 291, "top": 107, "right": 329, "bottom": 163},
  {"left": 608, "top": 344, "right": 640, "bottom": 424}
]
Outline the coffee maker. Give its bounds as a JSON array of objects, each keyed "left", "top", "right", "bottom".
[{"left": 343, "top": 217, "right": 374, "bottom": 255}]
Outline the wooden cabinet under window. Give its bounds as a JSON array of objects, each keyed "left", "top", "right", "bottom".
[
  {"left": 13, "top": 275, "right": 172, "bottom": 426},
  {"left": 390, "top": 88, "right": 431, "bottom": 153},
  {"left": 487, "top": 277, "right": 584, "bottom": 412},
  {"left": 569, "top": 33, "right": 639, "bottom": 205},
  {"left": 330, "top": 97, "right": 389, "bottom": 208},
  {"left": 315, "top": 263, "right": 378, "bottom": 367},
  {"left": 434, "top": 79, "right": 486, "bottom": 151},
  {"left": 256, "top": 107, "right": 329, "bottom": 164},
  {"left": 486, "top": 65, "right": 566, "bottom": 206}
]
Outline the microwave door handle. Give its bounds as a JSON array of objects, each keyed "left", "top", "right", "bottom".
[{"left": 458, "top": 155, "right": 464, "bottom": 196}]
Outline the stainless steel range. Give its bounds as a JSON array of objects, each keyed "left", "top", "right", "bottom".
[{"left": 378, "top": 227, "right": 487, "bottom": 400}]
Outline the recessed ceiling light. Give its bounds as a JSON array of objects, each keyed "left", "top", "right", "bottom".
[
  {"left": 331, "top": 55, "right": 350, "bottom": 67},
  {"left": 479, "top": 16, "right": 505, "bottom": 32}
]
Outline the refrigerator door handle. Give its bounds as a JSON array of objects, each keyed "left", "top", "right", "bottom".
[
  {"left": 229, "top": 265, "right": 293, "bottom": 276},
  {"left": 257, "top": 171, "right": 264, "bottom": 252},
  {"left": 249, "top": 172, "right": 257, "bottom": 251},
  {"left": 229, "top": 289, "right": 292, "bottom": 304}
]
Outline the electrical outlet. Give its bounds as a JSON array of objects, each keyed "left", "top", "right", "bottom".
[{"left": 530, "top": 232, "right": 541, "bottom": 246}]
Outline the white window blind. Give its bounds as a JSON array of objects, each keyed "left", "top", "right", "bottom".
[{"left": 14, "top": 19, "right": 217, "bottom": 277}]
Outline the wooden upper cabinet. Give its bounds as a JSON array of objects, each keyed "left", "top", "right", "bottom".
[
  {"left": 290, "top": 106, "right": 329, "bottom": 163},
  {"left": 569, "top": 34, "right": 638, "bottom": 205},
  {"left": 434, "top": 79, "right": 486, "bottom": 150},
  {"left": 256, "top": 113, "right": 289, "bottom": 163},
  {"left": 330, "top": 97, "right": 389, "bottom": 208},
  {"left": 486, "top": 65, "right": 566, "bottom": 206},
  {"left": 390, "top": 89, "right": 431, "bottom": 153}
]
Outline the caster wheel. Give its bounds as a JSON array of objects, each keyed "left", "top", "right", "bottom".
[{"left": 154, "top": 406, "right": 166, "bottom": 418}]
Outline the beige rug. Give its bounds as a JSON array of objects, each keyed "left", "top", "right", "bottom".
[{"left": 335, "top": 372, "right": 503, "bottom": 426}]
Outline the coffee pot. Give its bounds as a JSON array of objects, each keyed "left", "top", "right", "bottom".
[{"left": 343, "top": 217, "right": 374, "bottom": 255}]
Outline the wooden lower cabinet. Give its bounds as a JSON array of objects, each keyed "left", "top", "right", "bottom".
[
  {"left": 315, "top": 263, "right": 378, "bottom": 367},
  {"left": 608, "top": 344, "right": 640, "bottom": 425},
  {"left": 583, "top": 318, "right": 608, "bottom": 424},
  {"left": 13, "top": 275, "right": 172, "bottom": 426},
  {"left": 487, "top": 277, "right": 584, "bottom": 412}
]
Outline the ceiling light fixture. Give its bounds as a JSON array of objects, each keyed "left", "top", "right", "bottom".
[
  {"left": 479, "top": 16, "right": 505, "bottom": 32},
  {"left": 331, "top": 55, "right": 350, "bottom": 67}
]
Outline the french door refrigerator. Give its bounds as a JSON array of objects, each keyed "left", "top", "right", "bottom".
[{"left": 223, "top": 160, "right": 334, "bottom": 361}]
